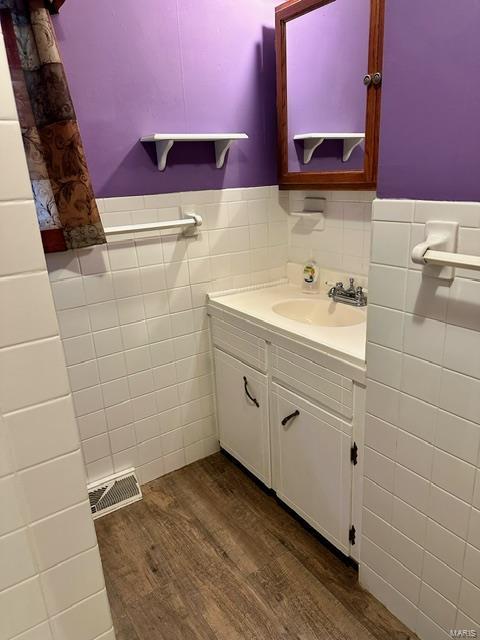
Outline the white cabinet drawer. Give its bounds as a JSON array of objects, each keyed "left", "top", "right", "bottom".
[
  {"left": 211, "top": 316, "right": 267, "bottom": 373},
  {"left": 271, "top": 383, "right": 352, "bottom": 554},
  {"left": 272, "top": 345, "right": 353, "bottom": 420},
  {"left": 214, "top": 349, "right": 271, "bottom": 486}
]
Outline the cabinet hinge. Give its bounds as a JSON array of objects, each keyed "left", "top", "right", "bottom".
[
  {"left": 350, "top": 442, "right": 358, "bottom": 466},
  {"left": 349, "top": 525, "right": 356, "bottom": 545}
]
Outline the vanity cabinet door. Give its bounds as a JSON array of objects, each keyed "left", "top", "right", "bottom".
[
  {"left": 214, "top": 349, "right": 271, "bottom": 487},
  {"left": 271, "top": 384, "right": 352, "bottom": 554}
]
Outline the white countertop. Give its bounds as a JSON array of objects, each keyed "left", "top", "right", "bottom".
[{"left": 208, "top": 283, "right": 367, "bottom": 368}]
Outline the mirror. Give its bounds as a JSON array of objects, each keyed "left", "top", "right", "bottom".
[{"left": 275, "top": 0, "right": 384, "bottom": 190}]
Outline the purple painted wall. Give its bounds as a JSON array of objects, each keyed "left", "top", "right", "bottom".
[
  {"left": 378, "top": 0, "right": 480, "bottom": 202},
  {"left": 53, "top": 0, "right": 278, "bottom": 198},
  {"left": 287, "top": 0, "right": 370, "bottom": 172}
]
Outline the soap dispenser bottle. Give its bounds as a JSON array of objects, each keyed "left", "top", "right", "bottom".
[{"left": 303, "top": 258, "right": 319, "bottom": 293}]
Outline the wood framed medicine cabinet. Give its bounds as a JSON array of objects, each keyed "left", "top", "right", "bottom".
[{"left": 275, "top": 0, "right": 385, "bottom": 190}]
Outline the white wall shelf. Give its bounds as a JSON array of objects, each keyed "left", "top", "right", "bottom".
[
  {"left": 141, "top": 133, "right": 248, "bottom": 171},
  {"left": 294, "top": 133, "right": 365, "bottom": 164}
]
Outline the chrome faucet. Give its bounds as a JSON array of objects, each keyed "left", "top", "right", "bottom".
[{"left": 328, "top": 277, "right": 367, "bottom": 307}]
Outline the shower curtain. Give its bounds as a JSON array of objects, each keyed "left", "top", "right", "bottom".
[{"left": 0, "top": 0, "right": 105, "bottom": 252}]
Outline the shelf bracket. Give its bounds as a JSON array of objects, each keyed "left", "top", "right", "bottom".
[
  {"left": 342, "top": 137, "right": 364, "bottom": 162},
  {"left": 154, "top": 140, "right": 174, "bottom": 172},
  {"left": 303, "top": 138, "right": 325, "bottom": 164},
  {"left": 214, "top": 139, "right": 234, "bottom": 169}
]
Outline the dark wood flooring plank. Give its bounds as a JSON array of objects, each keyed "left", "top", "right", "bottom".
[{"left": 95, "top": 452, "right": 417, "bottom": 640}]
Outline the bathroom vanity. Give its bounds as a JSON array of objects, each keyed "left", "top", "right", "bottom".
[{"left": 207, "top": 281, "right": 366, "bottom": 560}]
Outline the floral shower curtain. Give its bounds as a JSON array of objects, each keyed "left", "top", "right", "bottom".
[{"left": 0, "top": 0, "right": 105, "bottom": 252}]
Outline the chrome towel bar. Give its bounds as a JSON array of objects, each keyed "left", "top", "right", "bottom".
[{"left": 104, "top": 212, "right": 202, "bottom": 236}]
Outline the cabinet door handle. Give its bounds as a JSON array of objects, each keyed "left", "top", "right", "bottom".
[
  {"left": 243, "top": 376, "right": 259, "bottom": 408},
  {"left": 282, "top": 409, "right": 300, "bottom": 426}
]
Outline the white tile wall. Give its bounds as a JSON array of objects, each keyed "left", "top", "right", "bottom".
[
  {"left": 287, "top": 190, "right": 375, "bottom": 277},
  {"left": 0, "top": 30, "right": 115, "bottom": 640},
  {"left": 46, "top": 186, "right": 289, "bottom": 485},
  {"left": 361, "top": 197, "right": 480, "bottom": 640}
]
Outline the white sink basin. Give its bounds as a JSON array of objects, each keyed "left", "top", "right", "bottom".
[{"left": 272, "top": 299, "right": 366, "bottom": 328}]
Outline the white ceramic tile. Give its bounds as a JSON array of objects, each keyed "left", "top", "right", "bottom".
[
  {"left": 392, "top": 497, "right": 427, "bottom": 547},
  {"left": 405, "top": 270, "right": 449, "bottom": 322},
  {"left": 394, "top": 464, "right": 430, "bottom": 513},
  {"left": 50, "top": 589, "right": 112, "bottom": 640},
  {"left": 0, "top": 121, "right": 33, "bottom": 200},
  {"left": 97, "top": 352, "right": 127, "bottom": 383},
  {"left": 414, "top": 200, "right": 480, "bottom": 228},
  {"left": 88, "top": 300, "right": 119, "bottom": 331},
  {"left": 19, "top": 451, "right": 87, "bottom": 522},
  {"left": 107, "top": 240, "right": 139, "bottom": 270},
  {"left": 63, "top": 334, "right": 96, "bottom": 367},
  {"left": 109, "top": 424, "right": 136, "bottom": 454},
  {"left": 136, "top": 239, "right": 164, "bottom": 267},
  {"left": 425, "top": 518, "right": 466, "bottom": 574},
  {"left": 428, "top": 485, "right": 471, "bottom": 539},
  {"left": 366, "top": 380, "right": 400, "bottom": 425},
  {"left": 367, "top": 305, "right": 405, "bottom": 351},
  {"left": 0, "top": 475, "right": 25, "bottom": 536},
  {"left": 111, "top": 268, "right": 141, "bottom": 299},
  {"left": 439, "top": 368, "right": 480, "bottom": 424},
  {"left": 101, "top": 377, "right": 130, "bottom": 407},
  {"left": 401, "top": 354, "right": 441, "bottom": 405},
  {"left": 0, "top": 201, "right": 46, "bottom": 277},
  {"left": 93, "top": 327, "right": 124, "bottom": 358},
  {"left": 41, "top": 546, "right": 105, "bottom": 616},
  {"left": 77, "top": 411, "right": 107, "bottom": 441},
  {"left": 398, "top": 393, "right": 437, "bottom": 442},
  {"left": 86, "top": 457, "right": 114, "bottom": 484},
  {"left": 434, "top": 410, "right": 480, "bottom": 465},
  {"left": 50, "top": 278, "right": 86, "bottom": 311},
  {"left": 367, "top": 264, "right": 407, "bottom": 310},
  {"left": 0, "top": 338, "right": 70, "bottom": 413},
  {"left": 431, "top": 449, "right": 476, "bottom": 503},
  {"left": 117, "top": 296, "right": 145, "bottom": 325},
  {"left": 72, "top": 385, "right": 104, "bottom": 417},
  {"left": 30, "top": 500, "right": 97, "bottom": 571},
  {"left": 68, "top": 360, "right": 99, "bottom": 392},
  {"left": 11, "top": 622, "right": 54, "bottom": 640},
  {"left": 363, "top": 478, "right": 393, "bottom": 523},
  {"left": 77, "top": 246, "right": 110, "bottom": 276},
  {"left": 371, "top": 221, "right": 411, "bottom": 267},
  {"left": 45, "top": 251, "right": 82, "bottom": 282},
  {"left": 105, "top": 400, "right": 133, "bottom": 432},
  {"left": 422, "top": 551, "right": 462, "bottom": 604},
  {"left": 0, "top": 528, "right": 36, "bottom": 591},
  {"left": 57, "top": 308, "right": 91, "bottom": 340},
  {"left": 463, "top": 545, "right": 480, "bottom": 589},
  {"left": 139, "top": 265, "right": 166, "bottom": 294},
  {"left": 83, "top": 274, "right": 115, "bottom": 305},
  {"left": 403, "top": 314, "right": 445, "bottom": 365},
  {"left": 364, "top": 446, "right": 395, "bottom": 492},
  {"left": 447, "top": 278, "right": 480, "bottom": 332},
  {"left": 0, "top": 576, "right": 47, "bottom": 640},
  {"left": 372, "top": 199, "right": 415, "bottom": 223},
  {"left": 458, "top": 579, "right": 480, "bottom": 626},
  {"left": 82, "top": 434, "right": 111, "bottom": 464},
  {"left": 396, "top": 429, "right": 433, "bottom": 479},
  {"left": 443, "top": 323, "right": 480, "bottom": 379},
  {"left": 6, "top": 397, "right": 78, "bottom": 470},
  {"left": 366, "top": 343, "right": 402, "bottom": 388},
  {"left": 418, "top": 582, "right": 457, "bottom": 632},
  {"left": 134, "top": 415, "right": 160, "bottom": 443}
]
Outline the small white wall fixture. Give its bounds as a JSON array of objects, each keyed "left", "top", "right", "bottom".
[
  {"left": 411, "top": 220, "right": 459, "bottom": 280},
  {"left": 141, "top": 133, "right": 248, "bottom": 171},
  {"left": 294, "top": 133, "right": 365, "bottom": 164}
]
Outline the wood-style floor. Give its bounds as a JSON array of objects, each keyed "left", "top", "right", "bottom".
[{"left": 95, "top": 452, "right": 416, "bottom": 640}]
